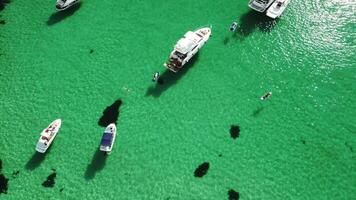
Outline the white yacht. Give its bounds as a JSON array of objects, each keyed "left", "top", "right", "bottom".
[
  {"left": 248, "top": 0, "right": 275, "bottom": 12},
  {"left": 36, "top": 119, "right": 62, "bottom": 153},
  {"left": 56, "top": 0, "right": 79, "bottom": 11},
  {"left": 164, "top": 27, "right": 211, "bottom": 73},
  {"left": 100, "top": 124, "right": 117, "bottom": 154},
  {"left": 266, "top": 0, "right": 290, "bottom": 19}
]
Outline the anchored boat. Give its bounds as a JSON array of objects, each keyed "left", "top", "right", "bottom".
[
  {"left": 266, "top": 0, "right": 290, "bottom": 19},
  {"left": 248, "top": 0, "right": 275, "bottom": 12},
  {"left": 56, "top": 0, "right": 79, "bottom": 11},
  {"left": 36, "top": 119, "right": 62, "bottom": 153},
  {"left": 100, "top": 123, "right": 117, "bottom": 154},
  {"left": 164, "top": 27, "right": 211, "bottom": 73}
]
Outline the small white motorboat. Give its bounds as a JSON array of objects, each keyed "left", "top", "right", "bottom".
[
  {"left": 266, "top": 0, "right": 290, "bottom": 19},
  {"left": 56, "top": 0, "right": 79, "bottom": 11},
  {"left": 261, "top": 92, "right": 272, "bottom": 100},
  {"left": 100, "top": 123, "right": 117, "bottom": 154},
  {"left": 248, "top": 0, "right": 275, "bottom": 12},
  {"left": 164, "top": 27, "right": 211, "bottom": 73},
  {"left": 36, "top": 119, "right": 62, "bottom": 153}
]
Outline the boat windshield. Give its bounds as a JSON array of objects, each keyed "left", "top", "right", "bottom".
[
  {"left": 173, "top": 51, "right": 187, "bottom": 60},
  {"left": 277, "top": 2, "right": 282, "bottom": 7},
  {"left": 256, "top": 0, "right": 268, "bottom": 4},
  {"left": 101, "top": 132, "right": 113, "bottom": 147}
]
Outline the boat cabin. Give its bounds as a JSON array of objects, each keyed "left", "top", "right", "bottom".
[{"left": 101, "top": 132, "right": 113, "bottom": 147}]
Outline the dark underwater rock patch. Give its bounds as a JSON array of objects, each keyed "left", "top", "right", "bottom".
[
  {"left": 0, "top": 0, "right": 11, "bottom": 11},
  {"left": 0, "top": 20, "right": 5, "bottom": 25},
  {"left": 218, "top": 154, "right": 222, "bottom": 157},
  {"left": 98, "top": 99, "right": 122, "bottom": 127},
  {"left": 0, "top": 159, "right": 9, "bottom": 194},
  {"left": 228, "top": 189, "right": 239, "bottom": 200},
  {"left": 345, "top": 142, "right": 353, "bottom": 152},
  {"left": 301, "top": 139, "right": 306, "bottom": 144},
  {"left": 0, "top": 174, "right": 8, "bottom": 194},
  {"left": 11, "top": 170, "right": 19, "bottom": 178},
  {"left": 194, "top": 162, "right": 209, "bottom": 177},
  {"left": 42, "top": 169, "right": 56, "bottom": 188},
  {"left": 230, "top": 125, "right": 240, "bottom": 139},
  {"left": 59, "top": 187, "right": 64, "bottom": 192}
]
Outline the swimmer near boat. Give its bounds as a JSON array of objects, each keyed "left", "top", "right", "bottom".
[
  {"left": 229, "top": 22, "right": 239, "bottom": 32},
  {"left": 260, "top": 92, "right": 272, "bottom": 100},
  {"left": 152, "top": 72, "right": 160, "bottom": 82}
]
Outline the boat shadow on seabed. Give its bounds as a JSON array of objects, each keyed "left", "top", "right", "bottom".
[
  {"left": 145, "top": 54, "right": 199, "bottom": 98},
  {"left": 84, "top": 149, "right": 108, "bottom": 180},
  {"left": 47, "top": 2, "right": 82, "bottom": 26},
  {"left": 25, "top": 145, "right": 53, "bottom": 171},
  {"left": 224, "top": 10, "right": 279, "bottom": 44}
]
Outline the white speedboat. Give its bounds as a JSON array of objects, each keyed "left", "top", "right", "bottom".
[
  {"left": 36, "top": 119, "right": 62, "bottom": 153},
  {"left": 248, "top": 0, "right": 275, "bottom": 12},
  {"left": 266, "top": 0, "right": 290, "bottom": 19},
  {"left": 164, "top": 27, "right": 211, "bottom": 73},
  {"left": 100, "top": 124, "right": 117, "bottom": 154},
  {"left": 56, "top": 0, "right": 79, "bottom": 11}
]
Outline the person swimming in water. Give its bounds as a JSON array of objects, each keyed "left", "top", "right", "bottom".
[
  {"left": 152, "top": 72, "right": 160, "bottom": 82},
  {"left": 229, "top": 22, "right": 239, "bottom": 32},
  {"left": 261, "top": 92, "right": 272, "bottom": 100}
]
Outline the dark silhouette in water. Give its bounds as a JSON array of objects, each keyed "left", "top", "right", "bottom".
[
  {"left": 223, "top": 10, "right": 278, "bottom": 44},
  {"left": 47, "top": 2, "right": 82, "bottom": 26},
  {"left": 60, "top": 187, "right": 64, "bottom": 192},
  {"left": 230, "top": 125, "right": 240, "bottom": 139},
  {"left": 98, "top": 99, "right": 122, "bottom": 127},
  {"left": 84, "top": 149, "right": 108, "bottom": 180},
  {"left": 146, "top": 54, "right": 199, "bottom": 98},
  {"left": 345, "top": 142, "right": 353, "bottom": 152},
  {"left": 42, "top": 169, "right": 56, "bottom": 188},
  {"left": 228, "top": 189, "right": 240, "bottom": 200},
  {"left": 194, "top": 162, "right": 209, "bottom": 177},
  {"left": 301, "top": 139, "right": 306, "bottom": 145},
  {"left": 0, "top": 20, "right": 5, "bottom": 25},
  {"left": 0, "top": 159, "right": 9, "bottom": 194},
  {"left": 89, "top": 49, "right": 94, "bottom": 54},
  {"left": 237, "top": 10, "right": 278, "bottom": 36},
  {"left": 25, "top": 146, "right": 53, "bottom": 171},
  {"left": 218, "top": 154, "right": 222, "bottom": 157},
  {"left": 11, "top": 170, "right": 19, "bottom": 178},
  {"left": 0, "top": 0, "right": 11, "bottom": 12},
  {"left": 0, "top": 174, "right": 8, "bottom": 194},
  {"left": 252, "top": 107, "right": 264, "bottom": 117}
]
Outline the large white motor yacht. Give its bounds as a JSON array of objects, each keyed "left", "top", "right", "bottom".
[
  {"left": 56, "top": 0, "right": 79, "bottom": 11},
  {"left": 99, "top": 124, "right": 117, "bottom": 154},
  {"left": 248, "top": 0, "right": 275, "bottom": 12},
  {"left": 164, "top": 27, "right": 211, "bottom": 73},
  {"left": 36, "top": 119, "right": 62, "bottom": 153},
  {"left": 266, "top": 0, "right": 290, "bottom": 19}
]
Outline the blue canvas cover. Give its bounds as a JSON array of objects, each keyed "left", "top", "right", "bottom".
[{"left": 101, "top": 132, "right": 113, "bottom": 147}]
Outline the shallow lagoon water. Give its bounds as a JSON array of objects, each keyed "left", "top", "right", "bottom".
[{"left": 0, "top": 0, "right": 355, "bottom": 199}]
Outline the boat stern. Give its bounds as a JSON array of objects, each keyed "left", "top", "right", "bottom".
[{"left": 35, "top": 141, "right": 48, "bottom": 153}]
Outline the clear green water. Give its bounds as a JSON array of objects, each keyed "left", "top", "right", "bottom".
[{"left": 0, "top": 0, "right": 355, "bottom": 199}]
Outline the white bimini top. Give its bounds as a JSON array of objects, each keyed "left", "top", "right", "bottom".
[{"left": 174, "top": 31, "right": 203, "bottom": 54}]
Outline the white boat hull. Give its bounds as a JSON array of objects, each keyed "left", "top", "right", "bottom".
[
  {"left": 164, "top": 27, "right": 211, "bottom": 73},
  {"left": 248, "top": 0, "right": 275, "bottom": 12},
  {"left": 56, "top": 0, "right": 79, "bottom": 11},
  {"left": 266, "top": 0, "right": 290, "bottom": 18},
  {"left": 36, "top": 119, "right": 62, "bottom": 153},
  {"left": 100, "top": 124, "right": 117, "bottom": 154}
]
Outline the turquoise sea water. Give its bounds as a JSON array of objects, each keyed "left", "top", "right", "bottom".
[{"left": 0, "top": 0, "right": 355, "bottom": 199}]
